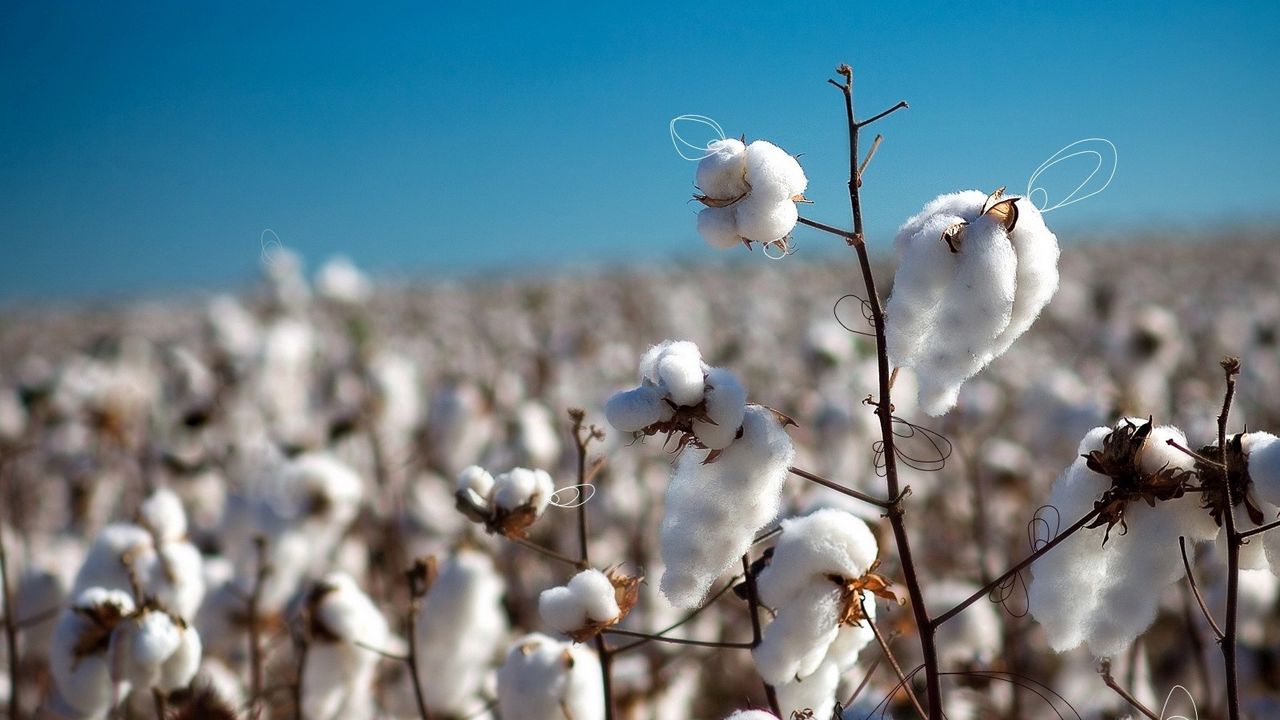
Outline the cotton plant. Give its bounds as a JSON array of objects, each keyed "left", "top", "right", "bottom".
[
  {"left": 753, "top": 509, "right": 893, "bottom": 718},
  {"left": 496, "top": 632, "right": 606, "bottom": 720},
  {"left": 538, "top": 567, "right": 641, "bottom": 642},
  {"left": 884, "top": 188, "right": 1060, "bottom": 415},
  {"left": 693, "top": 138, "right": 808, "bottom": 250},
  {"left": 455, "top": 464, "right": 557, "bottom": 538},
  {"left": 295, "top": 572, "right": 390, "bottom": 720}
]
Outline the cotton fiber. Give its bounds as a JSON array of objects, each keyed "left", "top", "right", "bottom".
[
  {"left": 693, "top": 138, "right": 808, "bottom": 247},
  {"left": 539, "top": 568, "right": 622, "bottom": 636},
  {"left": 496, "top": 633, "right": 605, "bottom": 720}
]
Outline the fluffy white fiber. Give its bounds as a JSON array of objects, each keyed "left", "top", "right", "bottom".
[
  {"left": 757, "top": 508, "right": 880, "bottom": 609},
  {"left": 414, "top": 549, "right": 509, "bottom": 715},
  {"left": 660, "top": 405, "right": 795, "bottom": 608},
  {"left": 885, "top": 191, "right": 1059, "bottom": 415},
  {"left": 694, "top": 139, "right": 807, "bottom": 247},
  {"left": 303, "top": 572, "right": 390, "bottom": 720},
  {"left": 604, "top": 385, "right": 671, "bottom": 433},
  {"left": 538, "top": 569, "right": 620, "bottom": 635},
  {"left": 1028, "top": 421, "right": 1213, "bottom": 656},
  {"left": 724, "top": 712, "right": 780, "bottom": 720},
  {"left": 692, "top": 366, "right": 747, "bottom": 450},
  {"left": 492, "top": 467, "right": 556, "bottom": 515},
  {"left": 1242, "top": 432, "right": 1280, "bottom": 576},
  {"left": 107, "top": 608, "right": 202, "bottom": 693},
  {"left": 49, "top": 588, "right": 136, "bottom": 718},
  {"left": 497, "top": 633, "right": 605, "bottom": 720}
]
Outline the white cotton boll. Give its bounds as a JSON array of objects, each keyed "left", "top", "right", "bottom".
[
  {"left": 757, "top": 509, "right": 879, "bottom": 609},
  {"left": 986, "top": 198, "right": 1060, "bottom": 360},
  {"left": 660, "top": 405, "right": 794, "bottom": 608},
  {"left": 725, "top": 712, "right": 780, "bottom": 720},
  {"left": 744, "top": 140, "right": 807, "bottom": 201},
  {"left": 493, "top": 467, "right": 555, "bottom": 515},
  {"left": 516, "top": 402, "right": 561, "bottom": 468},
  {"left": 108, "top": 609, "right": 182, "bottom": 691},
  {"left": 568, "top": 569, "right": 621, "bottom": 623},
  {"left": 315, "top": 255, "right": 373, "bottom": 306},
  {"left": 497, "top": 633, "right": 605, "bottom": 720},
  {"left": 657, "top": 350, "right": 706, "bottom": 407},
  {"left": 638, "top": 341, "right": 672, "bottom": 385},
  {"left": 206, "top": 295, "right": 260, "bottom": 363},
  {"left": 0, "top": 386, "right": 26, "bottom": 442},
  {"left": 692, "top": 367, "right": 747, "bottom": 450},
  {"left": 539, "top": 586, "right": 588, "bottom": 634},
  {"left": 734, "top": 193, "right": 799, "bottom": 244},
  {"left": 72, "top": 523, "right": 153, "bottom": 601},
  {"left": 415, "top": 549, "right": 509, "bottom": 715},
  {"left": 458, "top": 465, "right": 497, "bottom": 503},
  {"left": 50, "top": 588, "right": 136, "bottom": 718},
  {"left": 146, "top": 541, "right": 205, "bottom": 620},
  {"left": 754, "top": 580, "right": 842, "bottom": 684},
  {"left": 1246, "top": 432, "right": 1280, "bottom": 506},
  {"left": 156, "top": 623, "right": 201, "bottom": 692},
  {"left": 138, "top": 487, "right": 187, "bottom": 543},
  {"left": 280, "top": 452, "right": 365, "bottom": 529},
  {"left": 303, "top": 574, "right": 389, "bottom": 720},
  {"left": 696, "top": 138, "right": 749, "bottom": 200},
  {"left": 775, "top": 660, "right": 839, "bottom": 720},
  {"left": 605, "top": 385, "right": 670, "bottom": 433},
  {"left": 313, "top": 573, "right": 388, "bottom": 644},
  {"left": 698, "top": 206, "right": 743, "bottom": 249}
]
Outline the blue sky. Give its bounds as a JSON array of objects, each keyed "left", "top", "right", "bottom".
[{"left": 1, "top": 1, "right": 1277, "bottom": 301}]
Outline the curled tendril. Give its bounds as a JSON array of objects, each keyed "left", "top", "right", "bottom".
[
  {"left": 870, "top": 416, "right": 954, "bottom": 475},
  {"left": 833, "top": 293, "right": 876, "bottom": 337},
  {"left": 990, "top": 568, "right": 1031, "bottom": 618},
  {"left": 762, "top": 237, "right": 797, "bottom": 260},
  {"left": 867, "top": 665, "right": 1081, "bottom": 720},
  {"left": 1028, "top": 504, "right": 1063, "bottom": 552}
]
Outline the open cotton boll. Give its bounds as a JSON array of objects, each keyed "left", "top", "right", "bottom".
[
  {"left": 696, "top": 138, "right": 749, "bottom": 200},
  {"left": 107, "top": 609, "right": 185, "bottom": 691},
  {"left": 775, "top": 660, "right": 839, "bottom": 720},
  {"left": 734, "top": 192, "right": 799, "bottom": 244},
  {"left": 303, "top": 573, "right": 390, "bottom": 720},
  {"left": 315, "top": 255, "right": 373, "bottom": 306},
  {"left": 493, "top": 467, "right": 556, "bottom": 515},
  {"left": 137, "top": 487, "right": 188, "bottom": 544},
  {"left": 50, "top": 588, "right": 136, "bottom": 719},
  {"left": 692, "top": 367, "right": 747, "bottom": 450},
  {"left": 698, "top": 206, "right": 743, "bottom": 249},
  {"left": 657, "top": 349, "right": 706, "bottom": 407},
  {"left": 457, "top": 465, "right": 496, "bottom": 503},
  {"left": 414, "top": 549, "right": 509, "bottom": 716},
  {"left": 146, "top": 541, "right": 205, "bottom": 620},
  {"left": 497, "top": 633, "right": 605, "bottom": 720},
  {"left": 1238, "top": 432, "right": 1280, "bottom": 576},
  {"left": 539, "top": 586, "right": 588, "bottom": 634},
  {"left": 605, "top": 385, "right": 671, "bottom": 433},
  {"left": 744, "top": 140, "right": 807, "bottom": 201},
  {"left": 757, "top": 509, "right": 879, "bottom": 609},
  {"left": 985, "top": 198, "right": 1060, "bottom": 361},
  {"left": 279, "top": 452, "right": 365, "bottom": 528},
  {"left": 567, "top": 569, "right": 622, "bottom": 623},
  {"left": 660, "top": 405, "right": 794, "bottom": 608},
  {"left": 754, "top": 580, "right": 842, "bottom": 684}
]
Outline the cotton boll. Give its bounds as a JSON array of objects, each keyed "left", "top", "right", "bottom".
[
  {"left": 660, "top": 405, "right": 794, "bottom": 608},
  {"left": 50, "top": 588, "right": 136, "bottom": 718},
  {"left": 692, "top": 366, "right": 748, "bottom": 450},
  {"left": 458, "top": 465, "right": 497, "bottom": 503},
  {"left": 657, "top": 349, "right": 706, "bottom": 407},
  {"left": 985, "top": 198, "right": 1060, "bottom": 361},
  {"left": 137, "top": 487, "right": 188, "bottom": 544},
  {"left": 72, "top": 523, "right": 153, "bottom": 601},
  {"left": 1246, "top": 432, "right": 1280, "bottom": 506},
  {"left": 315, "top": 255, "right": 373, "bottom": 306},
  {"left": 696, "top": 138, "right": 749, "bottom": 201},
  {"left": 568, "top": 569, "right": 621, "bottom": 623},
  {"left": 414, "top": 549, "right": 509, "bottom": 715},
  {"left": 757, "top": 509, "right": 879, "bottom": 609},
  {"left": 108, "top": 609, "right": 183, "bottom": 690},
  {"left": 515, "top": 402, "right": 561, "bottom": 468},
  {"left": 734, "top": 193, "right": 799, "bottom": 244},
  {"left": 539, "top": 586, "right": 588, "bottom": 634},
  {"left": 497, "top": 633, "right": 605, "bottom": 720},
  {"left": 605, "top": 385, "right": 670, "bottom": 433},
  {"left": 774, "top": 660, "right": 839, "bottom": 720},
  {"left": 303, "top": 573, "right": 390, "bottom": 720},
  {"left": 698, "top": 206, "right": 743, "bottom": 249},
  {"left": 754, "top": 580, "right": 843, "bottom": 684},
  {"left": 493, "top": 467, "right": 555, "bottom": 516},
  {"left": 744, "top": 140, "right": 807, "bottom": 202}
]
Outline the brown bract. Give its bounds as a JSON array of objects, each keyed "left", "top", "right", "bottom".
[
  {"left": 1198, "top": 433, "right": 1267, "bottom": 528},
  {"left": 565, "top": 568, "right": 642, "bottom": 643},
  {"left": 832, "top": 560, "right": 907, "bottom": 627},
  {"left": 941, "top": 187, "right": 1021, "bottom": 254},
  {"left": 454, "top": 489, "right": 542, "bottom": 539},
  {"left": 71, "top": 599, "right": 131, "bottom": 661},
  {"left": 1084, "top": 418, "right": 1195, "bottom": 542}
]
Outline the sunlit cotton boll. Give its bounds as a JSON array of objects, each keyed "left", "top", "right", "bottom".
[
  {"left": 107, "top": 608, "right": 202, "bottom": 694},
  {"left": 691, "top": 366, "right": 747, "bottom": 450},
  {"left": 757, "top": 509, "right": 879, "bottom": 609},
  {"left": 743, "top": 140, "right": 807, "bottom": 202},
  {"left": 414, "top": 549, "right": 509, "bottom": 716},
  {"left": 314, "top": 255, "right": 373, "bottom": 306},
  {"left": 885, "top": 191, "right": 1059, "bottom": 415},
  {"left": 301, "top": 573, "right": 390, "bottom": 720},
  {"left": 492, "top": 467, "right": 556, "bottom": 516},
  {"left": 497, "top": 633, "right": 605, "bottom": 720},
  {"left": 1242, "top": 432, "right": 1280, "bottom": 576},
  {"left": 660, "top": 405, "right": 795, "bottom": 608},
  {"left": 697, "top": 206, "right": 743, "bottom": 249},
  {"left": 49, "top": 588, "right": 136, "bottom": 719},
  {"left": 696, "top": 138, "right": 749, "bottom": 201},
  {"left": 539, "top": 569, "right": 621, "bottom": 635},
  {"left": 604, "top": 384, "right": 672, "bottom": 433}
]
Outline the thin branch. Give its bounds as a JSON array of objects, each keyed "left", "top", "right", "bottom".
[
  {"left": 609, "top": 576, "right": 741, "bottom": 653},
  {"left": 742, "top": 554, "right": 781, "bottom": 716},
  {"left": 1179, "top": 579, "right": 1215, "bottom": 709},
  {"left": 152, "top": 688, "right": 168, "bottom": 720},
  {"left": 1217, "top": 358, "right": 1242, "bottom": 720},
  {"left": 354, "top": 638, "right": 410, "bottom": 662},
  {"left": 796, "top": 215, "right": 858, "bottom": 242},
  {"left": 0, "top": 502, "right": 19, "bottom": 720},
  {"left": 861, "top": 596, "right": 927, "bottom": 720},
  {"left": 568, "top": 409, "right": 614, "bottom": 720},
  {"left": 1166, "top": 438, "right": 1225, "bottom": 469},
  {"left": 511, "top": 537, "right": 586, "bottom": 569},
  {"left": 1100, "top": 659, "right": 1160, "bottom": 720},
  {"left": 788, "top": 466, "right": 890, "bottom": 508},
  {"left": 1236, "top": 516, "right": 1280, "bottom": 541},
  {"left": 601, "top": 627, "right": 754, "bottom": 649},
  {"left": 856, "top": 100, "right": 909, "bottom": 128},
  {"left": 857, "top": 134, "right": 884, "bottom": 186},
  {"left": 931, "top": 507, "right": 1101, "bottom": 629},
  {"left": 1179, "top": 536, "right": 1224, "bottom": 641},
  {"left": 405, "top": 558, "right": 436, "bottom": 720}
]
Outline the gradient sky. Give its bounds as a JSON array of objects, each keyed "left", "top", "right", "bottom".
[{"left": 1, "top": 1, "right": 1278, "bottom": 302}]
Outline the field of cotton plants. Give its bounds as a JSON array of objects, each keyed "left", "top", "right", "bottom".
[{"left": 4, "top": 73, "right": 1280, "bottom": 720}]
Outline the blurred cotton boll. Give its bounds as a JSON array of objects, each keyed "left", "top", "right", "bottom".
[
  {"left": 314, "top": 255, "right": 373, "bottom": 306},
  {"left": 297, "top": 573, "right": 390, "bottom": 720},
  {"left": 497, "top": 633, "right": 605, "bottom": 720}
]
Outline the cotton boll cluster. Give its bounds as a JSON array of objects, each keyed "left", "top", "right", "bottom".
[
  {"left": 1028, "top": 419, "right": 1213, "bottom": 656},
  {"left": 539, "top": 568, "right": 638, "bottom": 641},
  {"left": 497, "top": 633, "right": 605, "bottom": 720},
  {"left": 753, "top": 510, "right": 879, "bottom": 716},
  {"left": 885, "top": 190, "right": 1059, "bottom": 415},
  {"left": 297, "top": 572, "right": 390, "bottom": 720},
  {"left": 660, "top": 404, "right": 795, "bottom": 607},
  {"left": 107, "top": 607, "right": 202, "bottom": 696},
  {"left": 694, "top": 139, "right": 807, "bottom": 248},
  {"left": 413, "top": 549, "right": 509, "bottom": 716},
  {"left": 455, "top": 464, "right": 556, "bottom": 538}
]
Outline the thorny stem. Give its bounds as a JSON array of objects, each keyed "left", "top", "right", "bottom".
[
  {"left": 601, "top": 627, "right": 754, "bottom": 649},
  {"left": 930, "top": 507, "right": 1102, "bottom": 628},
  {"left": 1100, "top": 659, "right": 1161, "bottom": 720},
  {"left": 742, "top": 554, "right": 781, "bottom": 716},
  {"left": 827, "top": 63, "right": 941, "bottom": 718},
  {"left": 1217, "top": 358, "right": 1241, "bottom": 720},
  {"left": 247, "top": 535, "right": 271, "bottom": 720},
  {"left": 861, "top": 597, "right": 927, "bottom": 720},
  {"left": 1179, "top": 536, "right": 1224, "bottom": 641},
  {"left": 568, "top": 409, "right": 614, "bottom": 720},
  {"left": 788, "top": 465, "right": 891, "bottom": 509}
]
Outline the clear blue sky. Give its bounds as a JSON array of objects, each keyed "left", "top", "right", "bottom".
[{"left": 1, "top": 1, "right": 1277, "bottom": 301}]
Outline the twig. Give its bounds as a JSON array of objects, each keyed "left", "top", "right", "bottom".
[
  {"left": 861, "top": 596, "right": 927, "bottom": 720},
  {"left": 1216, "top": 358, "right": 1241, "bottom": 720},
  {"left": 826, "top": 63, "right": 939, "bottom": 717},
  {"left": 601, "top": 627, "right": 754, "bottom": 649},
  {"left": 405, "top": 557, "right": 436, "bottom": 720},
  {"left": 568, "top": 409, "right": 614, "bottom": 720},
  {"left": 857, "top": 134, "right": 884, "bottom": 186},
  {"left": 856, "top": 100, "right": 909, "bottom": 128},
  {"left": 1166, "top": 438, "right": 1225, "bottom": 469},
  {"left": 1236, "top": 516, "right": 1280, "bottom": 541},
  {"left": 931, "top": 507, "right": 1101, "bottom": 629},
  {"left": 788, "top": 466, "right": 890, "bottom": 508},
  {"left": 742, "top": 554, "right": 781, "bottom": 716},
  {"left": 1179, "top": 579, "right": 1215, "bottom": 709},
  {"left": 354, "top": 638, "right": 410, "bottom": 662},
  {"left": 796, "top": 215, "right": 859, "bottom": 242},
  {"left": 1099, "top": 659, "right": 1160, "bottom": 720},
  {"left": 1179, "top": 536, "right": 1224, "bottom": 641},
  {"left": 511, "top": 537, "right": 586, "bottom": 569},
  {"left": 609, "top": 577, "right": 741, "bottom": 653}
]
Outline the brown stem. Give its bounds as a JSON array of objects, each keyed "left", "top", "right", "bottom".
[
  {"left": 1236, "top": 516, "right": 1280, "bottom": 541},
  {"left": 568, "top": 410, "right": 613, "bottom": 720},
  {"left": 856, "top": 100, "right": 909, "bottom": 128},
  {"left": 610, "top": 576, "right": 741, "bottom": 653},
  {"left": 406, "top": 599, "right": 432, "bottom": 720},
  {"left": 1179, "top": 536, "right": 1224, "bottom": 641},
  {"left": 601, "top": 627, "right": 754, "bottom": 649},
  {"left": 796, "top": 215, "right": 858, "bottom": 242},
  {"left": 788, "top": 466, "right": 890, "bottom": 508},
  {"left": 858, "top": 134, "right": 884, "bottom": 186},
  {"left": 152, "top": 688, "right": 168, "bottom": 720},
  {"left": 1100, "top": 659, "right": 1160, "bottom": 720},
  {"left": 1179, "top": 579, "right": 1215, "bottom": 710},
  {"left": 247, "top": 535, "right": 271, "bottom": 720},
  {"left": 1217, "top": 358, "right": 1241, "bottom": 720},
  {"left": 511, "top": 537, "right": 586, "bottom": 569},
  {"left": 1165, "top": 438, "right": 1225, "bottom": 469},
  {"left": 931, "top": 507, "right": 1101, "bottom": 628},
  {"left": 862, "top": 596, "right": 927, "bottom": 720},
  {"left": 742, "top": 554, "right": 781, "bottom": 716},
  {"left": 827, "top": 63, "right": 939, "bottom": 718}
]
